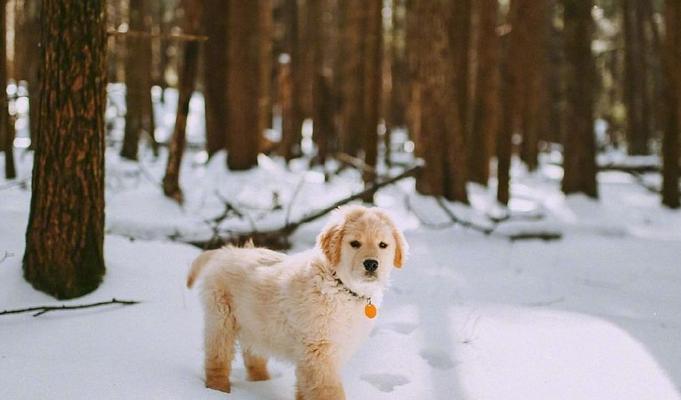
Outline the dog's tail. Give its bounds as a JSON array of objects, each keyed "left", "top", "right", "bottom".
[{"left": 186, "top": 249, "right": 219, "bottom": 288}]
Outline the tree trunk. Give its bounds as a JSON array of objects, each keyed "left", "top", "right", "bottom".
[
  {"left": 412, "top": 0, "right": 468, "bottom": 203},
  {"left": 23, "top": 0, "right": 107, "bottom": 299},
  {"left": 451, "top": 0, "right": 472, "bottom": 154},
  {"left": 203, "top": 0, "right": 229, "bottom": 158},
  {"left": 121, "top": 0, "right": 158, "bottom": 160},
  {"left": 361, "top": 0, "right": 382, "bottom": 199},
  {"left": 662, "top": 0, "right": 680, "bottom": 209},
  {"left": 623, "top": 0, "right": 652, "bottom": 155},
  {"left": 1, "top": 0, "right": 16, "bottom": 179},
  {"left": 561, "top": 0, "right": 598, "bottom": 198},
  {"left": 386, "top": 0, "right": 408, "bottom": 167},
  {"left": 337, "top": 0, "right": 364, "bottom": 156},
  {"left": 14, "top": 0, "right": 41, "bottom": 144},
  {"left": 469, "top": 0, "right": 499, "bottom": 185},
  {"left": 162, "top": 0, "right": 202, "bottom": 202},
  {"left": 278, "top": 0, "right": 303, "bottom": 161},
  {"left": 226, "top": 0, "right": 272, "bottom": 170}
]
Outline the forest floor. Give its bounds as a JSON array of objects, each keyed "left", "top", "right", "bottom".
[{"left": 2, "top": 144, "right": 681, "bottom": 400}]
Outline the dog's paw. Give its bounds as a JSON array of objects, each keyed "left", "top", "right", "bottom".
[
  {"left": 246, "top": 368, "right": 271, "bottom": 382},
  {"left": 206, "top": 378, "right": 231, "bottom": 393}
]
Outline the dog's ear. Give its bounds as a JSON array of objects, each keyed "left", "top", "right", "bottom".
[
  {"left": 317, "top": 221, "right": 344, "bottom": 266},
  {"left": 392, "top": 225, "right": 409, "bottom": 268}
]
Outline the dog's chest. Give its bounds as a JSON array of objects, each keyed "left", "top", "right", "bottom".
[{"left": 328, "top": 302, "right": 375, "bottom": 362}]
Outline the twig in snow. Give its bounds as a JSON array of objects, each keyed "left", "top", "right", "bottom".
[
  {"left": 434, "top": 197, "right": 494, "bottom": 235},
  {"left": 0, "top": 251, "right": 14, "bottom": 264},
  {"left": 0, "top": 298, "right": 140, "bottom": 317},
  {"left": 285, "top": 176, "right": 307, "bottom": 227}
]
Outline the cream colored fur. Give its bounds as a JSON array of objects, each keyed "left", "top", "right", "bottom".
[{"left": 187, "top": 205, "right": 408, "bottom": 400}]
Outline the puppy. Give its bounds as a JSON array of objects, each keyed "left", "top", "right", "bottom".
[{"left": 187, "top": 205, "right": 408, "bottom": 400}]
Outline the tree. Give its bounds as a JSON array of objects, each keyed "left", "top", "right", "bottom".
[
  {"left": 622, "top": 0, "right": 652, "bottom": 155},
  {"left": 308, "top": 0, "right": 333, "bottom": 167},
  {"left": 226, "top": 0, "right": 272, "bottom": 170},
  {"left": 662, "top": 0, "right": 680, "bottom": 208},
  {"left": 469, "top": 0, "right": 500, "bottom": 185},
  {"left": 561, "top": 0, "right": 598, "bottom": 198},
  {"left": 162, "top": 0, "right": 202, "bottom": 202},
  {"left": 14, "top": 0, "right": 41, "bottom": 144},
  {"left": 386, "top": 0, "right": 408, "bottom": 166},
  {"left": 337, "top": 1, "right": 364, "bottom": 156},
  {"left": 121, "top": 0, "right": 158, "bottom": 160},
  {"left": 23, "top": 0, "right": 107, "bottom": 299},
  {"left": 278, "top": 0, "right": 303, "bottom": 161},
  {"left": 203, "top": 0, "right": 230, "bottom": 158},
  {"left": 361, "top": 0, "right": 382, "bottom": 194},
  {"left": 410, "top": 0, "right": 468, "bottom": 203},
  {"left": 1, "top": 0, "right": 16, "bottom": 179}
]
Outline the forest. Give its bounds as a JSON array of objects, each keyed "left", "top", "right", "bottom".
[{"left": 1, "top": 1, "right": 681, "bottom": 399}]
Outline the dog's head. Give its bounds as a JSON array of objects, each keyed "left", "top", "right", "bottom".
[{"left": 317, "top": 205, "right": 408, "bottom": 294}]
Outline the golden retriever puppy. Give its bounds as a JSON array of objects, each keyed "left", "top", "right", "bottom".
[{"left": 187, "top": 205, "right": 408, "bottom": 400}]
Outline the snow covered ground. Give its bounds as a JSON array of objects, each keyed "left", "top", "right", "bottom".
[{"left": 2, "top": 143, "right": 681, "bottom": 399}]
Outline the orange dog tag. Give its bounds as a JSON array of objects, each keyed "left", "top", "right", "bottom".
[{"left": 365, "top": 302, "right": 377, "bottom": 319}]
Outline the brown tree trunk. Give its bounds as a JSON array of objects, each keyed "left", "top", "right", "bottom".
[
  {"left": 623, "top": 0, "right": 652, "bottom": 155},
  {"left": 203, "top": 0, "right": 229, "bottom": 158},
  {"left": 361, "top": 0, "right": 382, "bottom": 198},
  {"left": 226, "top": 1, "right": 272, "bottom": 170},
  {"left": 24, "top": 0, "right": 107, "bottom": 299},
  {"left": 1, "top": 0, "right": 16, "bottom": 179},
  {"left": 308, "top": 0, "right": 331, "bottom": 167},
  {"left": 121, "top": 0, "right": 157, "bottom": 160},
  {"left": 412, "top": 0, "right": 468, "bottom": 203},
  {"left": 519, "top": 0, "right": 548, "bottom": 171},
  {"left": 337, "top": 0, "right": 364, "bottom": 156},
  {"left": 451, "top": 0, "right": 472, "bottom": 153},
  {"left": 14, "top": 0, "right": 41, "bottom": 144},
  {"left": 278, "top": 0, "right": 303, "bottom": 161},
  {"left": 386, "top": 0, "right": 408, "bottom": 167},
  {"left": 469, "top": 0, "right": 500, "bottom": 185},
  {"left": 496, "top": 0, "right": 522, "bottom": 205},
  {"left": 162, "top": 0, "right": 202, "bottom": 202},
  {"left": 561, "top": 0, "right": 598, "bottom": 198},
  {"left": 662, "top": 0, "right": 680, "bottom": 209}
]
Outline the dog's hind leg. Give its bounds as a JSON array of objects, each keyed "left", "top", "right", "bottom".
[
  {"left": 203, "top": 289, "right": 237, "bottom": 393},
  {"left": 243, "top": 349, "right": 270, "bottom": 381}
]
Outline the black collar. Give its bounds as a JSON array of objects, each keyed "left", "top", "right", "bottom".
[{"left": 332, "top": 273, "right": 371, "bottom": 302}]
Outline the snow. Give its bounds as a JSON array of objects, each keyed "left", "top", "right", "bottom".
[{"left": 2, "top": 135, "right": 681, "bottom": 398}]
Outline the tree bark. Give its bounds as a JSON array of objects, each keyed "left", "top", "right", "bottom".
[
  {"left": 386, "top": 0, "right": 408, "bottom": 167},
  {"left": 23, "top": 0, "right": 107, "bottom": 299},
  {"left": 361, "top": 0, "right": 382, "bottom": 199},
  {"left": 662, "top": 0, "right": 680, "bottom": 209},
  {"left": 469, "top": 0, "right": 500, "bottom": 185},
  {"left": 226, "top": 0, "right": 272, "bottom": 170},
  {"left": 121, "top": 0, "right": 158, "bottom": 160},
  {"left": 561, "top": 0, "right": 598, "bottom": 198},
  {"left": 451, "top": 0, "right": 472, "bottom": 155},
  {"left": 162, "top": 0, "right": 202, "bottom": 202},
  {"left": 1, "top": 0, "right": 16, "bottom": 179},
  {"left": 14, "top": 0, "right": 41, "bottom": 144},
  {"left": 203, "top": 0, "right": 229, "bottom": 158},
  {"left": 337, "top": 0, "right": 364, "bottom": 156},
  {"left": 411, "top": 0, "right": 468, "bottom": 203},
  {"left": 623, "top": 0, "right": 652, "bottom": 155},
  {"left": 278, "top": 0, "right": 303, "bottom": 161}
]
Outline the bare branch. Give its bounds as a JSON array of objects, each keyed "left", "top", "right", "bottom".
[{"left": 0, "top": 298, "right": 140, "bottom": 317}]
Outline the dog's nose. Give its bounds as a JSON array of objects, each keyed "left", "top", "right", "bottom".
[{"left": 363, "top": 259, "right": 378, "bottom": 272}]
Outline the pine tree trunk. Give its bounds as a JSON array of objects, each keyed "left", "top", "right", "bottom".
[
  {"left": 226, "top": 0, "right": 272, "bottom": 170},
  {"left": 623, "top": 0, "right": 651, "bottom": 155},
  {"left": 278, "top": 0, "right": 303, "bottom": 161},
  {"left": 561, "top": 0, "right": 598, "bottom": 198},
  {"left": 662, "top": 0, "right": 680, "bottom": 209},
  {"left": 469, "top": 0, "right": 500, "bottom": 185},
  {"left": 496, "top": 0, "right": 522, "bottom": 205},
  {"left": 412, "top": 0, "right": 467, "bottom": 203},
  {"left": 1, "top": 0, "right": 16, "bottom": 179},
  {"left": 361, "top": 0, "right": 382, "bottom": 199},
  {"left": 23, "top": 0, "right": 107, "bottom": 299},
  {"left": 451, "top": 0, "right": 472, "bottom": 154},
  {"left": 14, "top": 0, "right": 41, "bottom": 144},
  {"left": 386, "top": 0, "right": 408, "bottom": 167},
  {"left": 338, "top": 0, "right": 364, "bottom": 156},
  {"left": 203, "top": 0, "right": 229, "bottom": 158},
  {"left": 162, "top": 0, "right": 202, "bottom": 202},
  {"left": 121, "top": 0, "right": 157, "bottom": 160}
]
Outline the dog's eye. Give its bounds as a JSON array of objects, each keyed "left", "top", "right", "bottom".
[
  {"left": 379, "top": 242, "right": 388, "bottom": 249},
  {"left": 350, "top": 240, "right": 361, "bottom": 248}
]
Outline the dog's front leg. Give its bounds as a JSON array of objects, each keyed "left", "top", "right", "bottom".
[{"left": 295, "top": 346, "right": 345, "bottom": 400}]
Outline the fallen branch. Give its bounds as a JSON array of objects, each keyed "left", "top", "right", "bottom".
[
  {"left": 189, "top": 162, "right": 423, "bottom": 249},
  {"left": 435, "top": 197, "right": 494, "bottom": 235},
  {"left": 0, "top": 298, "right": 140, "bottom": 317},
  {"left": 0, "top": 251, "right": 14, "bottom": 264}
]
